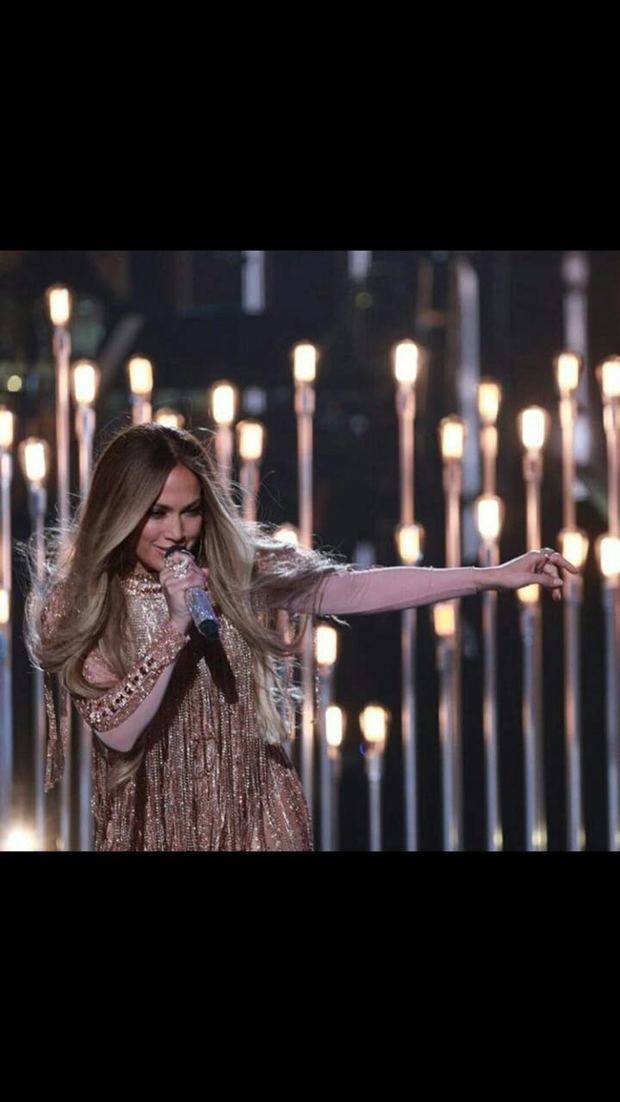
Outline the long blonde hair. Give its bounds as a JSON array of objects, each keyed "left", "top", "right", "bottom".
[{"left": 23, "top": 423, "right": 350, "bottom": 789}]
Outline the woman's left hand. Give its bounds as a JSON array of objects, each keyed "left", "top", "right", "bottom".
[{"left": 495, "top": 548, "right": 580, "bottom": 601}]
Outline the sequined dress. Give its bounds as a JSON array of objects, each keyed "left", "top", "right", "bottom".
[{"left": 42, "top": 555, "right": 480, "bottom": 852}]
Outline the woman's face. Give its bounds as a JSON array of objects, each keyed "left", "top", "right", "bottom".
[{"left": 134, "top": 464, "right": 205, "bottom": 573}]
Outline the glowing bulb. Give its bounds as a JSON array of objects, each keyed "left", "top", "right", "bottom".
[
  {"left": 155, "top": 408, "right": 185, "bottom": 429},
  {"left": 19, "top": 438, "right": 48, "bottom": 484},
  {"left": 598, "top": 535, "right": 620, "bottom": 579},
  {"left": 393, "top": 340, "right": 419, "bottom": 385},
  {"left": 3, "top": 825, "right": 38, "bottom": 851},
  {"left": 0, "top": 589, "right": 9, "bottom": 624},
  {"left": 359, "top": 704, "right": 389, "bottom": 750},
  {"left": 315, "top": 624, "right": 338, "bottom": 667},
  {"left": 274, "top": 525, "right": 299, "bottom": 546},
  {"left": 517, "top": 584, "right": 539, "bottom": 604},
  {"left": 128, "top": 356, "right": 153, "bottom": 397},
  {"left": 555, "top": 353, "right": 581, "bottom": 395},
  {"left": 237, "top": 420, "right": 264, "bottom": 461},
  {"left": 396, "top": 523, "right": 423, "bottom": 564},
  {"left": 211, "top": 382, "right": 237, "bottom": 426},
  {"left": 0, "top": 407, "right": 14, "bottom": 448},
  {"left": 293, "top": 343, "right": 317, "bottom": 383},
  {"left": 72, "top": 360, "right": 99, "bottom": 406},
  {"left": 7, "top": 375, "right": 22, "bottom": 393},
  {"left": 46, "top": 285, "right": 72, "bottom": 327},
  {"left": 433, "top": 602, "right": 456, "bottom": 637},
  {"left": 478, "top": 380, "right": 502, "bottom": 426},
  {"left": 439, "top": 417, "right": 465, "bottom": 461},
  {"left": 476, "top": 495, "right": 503, "bottom": 543},
  {"left": 597, "top": 358, "right": 620, "bottom": 401},
  {"left": 558, "top": 528, "right": 588, "bottom": 571},
  {"left": 326, "top": 706, "right": 344, "bottom": 749},
  {"left": 519, "top": 407, "right": 547, "bottom": 451}
]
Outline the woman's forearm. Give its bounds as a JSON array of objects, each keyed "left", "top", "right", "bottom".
[
  {"left": 281, "top": 564, "right": 493, "bottom": 616},
  {"left": 87, "top": 657, "right": 180, "bottom": 753}
]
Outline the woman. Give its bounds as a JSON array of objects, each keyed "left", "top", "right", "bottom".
[{"left": 25, "top": 423, "right": 578, "bottom": 852}]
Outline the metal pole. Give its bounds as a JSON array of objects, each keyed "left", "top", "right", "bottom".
[
  {"left": 520, "top": 603, "right": 538, "bottom": 851},
  {"left": 54, "top": 326, "right": 73, "bottom": 852},
  {"left": 523, "top": 450, "right": 547, "bottom": 850},
  {"left": 444, "top": 459, "right": 463, "bottom": 849},
  {"left": 30, "top": 484, "right": 48, "bottom": 849},
  {"left": 215, "top": 425, "right": 233, "bottom": 487},
  {"left": 329, "top": 751, "right": 342, "bottom": 850},
  {"left": 132, "top": 395, "right": 152, "bottom": 426},
  {"left": 240, "top": 460, "right": 259, "bottom": 522},
  {"left": 318, "top": 671, "right": 333, "bottom": 851},
  {"left": 0, "top": 447, "right": 13, "bottom": 830},
  {"left": 481, "top": 540, "right": 502, "bottom": 850},
  {"left": 366, "top": 751, "right": 383, "bottom": 852},
  {"left": 396, "top": 382, "right": 419, "bottom": 850},
  {"left": 76, "top": 405, "right": 95, "bottom": 852},
  {"left": 295, "top": 382, "right": 315, "bottom": 808},
  {"left": 437, "top": 635, "right": 457, "bottom": 851},
  {"left": 603, "top": 582, "right": 620, "bottom": 851},
  {"left": 564, "top": 573, "right": 584, "bottom": 850}
]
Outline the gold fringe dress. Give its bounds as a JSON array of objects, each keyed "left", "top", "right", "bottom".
[{"left": 41, "top": 555, "right": 480, "bottom": 852}]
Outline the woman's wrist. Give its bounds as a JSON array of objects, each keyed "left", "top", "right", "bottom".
[
  {"left": 473, "top": 566, "right": 502, "bottom": 592},
  {"left": 167, "top": 615, "right": 192, "bottom": 638}
]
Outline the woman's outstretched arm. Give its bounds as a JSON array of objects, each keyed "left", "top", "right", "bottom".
[{"left": 276, "top": 550, "right": 579, "bottom": 616}]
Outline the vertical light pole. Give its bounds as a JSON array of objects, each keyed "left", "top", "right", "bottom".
[
  {"left": 438, "top": 415, "right": 466, "bottom": 849},
  {"left": 597, "top": 535, "right": 620, "bottom": 850},
  {"left": 46, "top": 286, "right": 73, "bottom": 852},
  {"left": 360, "top": 703, "right": 390, "bottom": 852},
  {"left": 154, "top": 408, "right": 185, "bottom": 430},
  {"left": 393, "top": 339, "right": 422, "bottom": 851},
  {"left": 315, "top": 623, "right": 338, "bottom": 851},
  {"left": 293, "top": 342, "right": 317, "bottom": 809},
  {"left": 558, "top": 526, "right": 589, "bottom": 851},
  {"left": 210, "top": 381, "right": 237, "bottom": 489},
  {"left": 128, "top": 356, "right": 154, "bottom": 425},
  {"left": 556, "top": 341, "right": 587, "bottom": 852},
  {"left": 71, "top": 361, "right": 100, "bottom": 853},
  {"left": 597, "top": 358, "right": 620, "bottom": 537},
  {"left": 475, "top": 494, "right": 505, "bottom": 851},
  {"left": 0, "top": 407, "right": 14, "bottom": 832},
  {"left": 274, "top": 524, "right": 300, "bottom": 763},
  {"left": 325, "top": 705, "right": 345, "bottom": 850},
  {"left": 433, "top": 601, "right": 458, "bottom": 850},
  {"left": 18, "top": 438, "right": 50, "bottom": 850},
  {"left": 478, "top": 379, "right": 502, "bottom": 495},
  {"left": 518, "top": 405, "right": 549, "bottom": 851},
  {"left": 237, "top": 420, "right": 265, "bottom": 522}
]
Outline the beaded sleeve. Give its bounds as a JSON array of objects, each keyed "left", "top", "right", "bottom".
[{"left": 72, "top": 620, "right": 190, "bottom": 733}]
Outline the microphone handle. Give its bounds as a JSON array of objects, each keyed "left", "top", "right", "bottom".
[{"left": 185, "top": 586, "right": 220, "bottom": 641}]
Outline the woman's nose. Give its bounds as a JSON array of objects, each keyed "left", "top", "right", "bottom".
[{"left": 164, "top": 515, "right": 184, "bottom": 542}]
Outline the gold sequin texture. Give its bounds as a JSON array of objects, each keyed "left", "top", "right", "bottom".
[{"left": 42, "top": 562, "right": 314, "bottom": 852}]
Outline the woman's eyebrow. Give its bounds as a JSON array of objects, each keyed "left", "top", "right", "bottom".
[{"left": 152, "top": 497, "right": 202, "bottom": 510}]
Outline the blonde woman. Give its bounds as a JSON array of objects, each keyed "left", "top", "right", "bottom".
[{"left": 24, "top": 423, "right": 578, "bottom": 852}]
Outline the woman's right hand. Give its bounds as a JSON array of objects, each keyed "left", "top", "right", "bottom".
[{"left": 159, "top": 555, "right": 211, "bottom": 634}]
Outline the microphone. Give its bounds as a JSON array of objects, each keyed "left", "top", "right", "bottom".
[{"left": 163, "top": 547, "right": 220, "bottom": 641}]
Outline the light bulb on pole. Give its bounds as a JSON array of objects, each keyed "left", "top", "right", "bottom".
[
  {"left": 360, "top": 703, "right": 390, "bottom": 852},
  {"left": 475, "top": 493, "right": 505, "bottom": 851},
  {"left": 518, "top": 405, "right": 549, "bottom": 852},
  {"left": 210, "top": 381, "right": 237, "bottom": 488},
  {"left": 438, "top": 414, "right": 466, "bottom": 851},
  {"left": 315, "top": 623, "right": 339, "bottom": 851},
  {"left": 393, "top": 341, "right": 422, "bottom": 852},
  {"left": 325, "top": 705, "right": 345, "bottom": 850},
  {"left": 293, "top": 342, "right": 318, "bottom": 811},
  {"left": 237, "top": 420, "right": 265, "bottom": 522},
  {"left": 154, "top": 408, "right": 186, "bottom": 429},
  {"left": 18, "top": 437, "right": 50, "bottom": 850},
  {"left": 128, "top": 356, "right": 154, "bottom": 425},
  {"left": 477, "top": 378, "right": 502, "bottom": 495}
]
